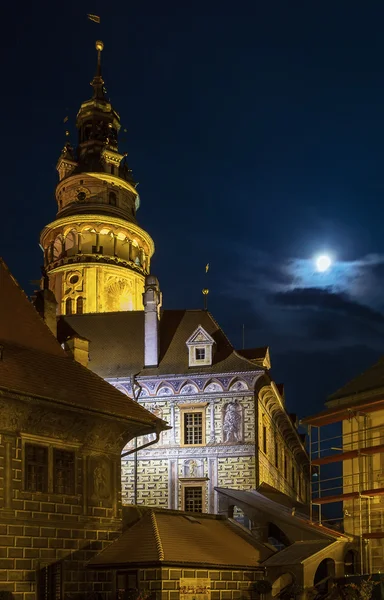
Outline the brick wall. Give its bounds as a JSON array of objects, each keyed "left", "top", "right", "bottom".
[
  {"left": 136, "top": 567, "right": 262, "bottom": 600},
  {"left": 0, "top": 432, "right": 123, "bottom": 599}
]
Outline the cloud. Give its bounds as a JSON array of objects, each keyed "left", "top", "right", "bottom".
[
  {"left": 272, "top": 287, "right": 384, "bottom": 324},
  {"left": 223, "top": 248, "right": 384, "bottom": 352}
]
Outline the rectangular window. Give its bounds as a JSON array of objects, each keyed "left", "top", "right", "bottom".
[
  {"left": 183, "top": 412, "right": 203, "bottom": 445},
  {"left": 184, "top": 486, "right": 203, "bottom": 513},
  {"left": 195, "top": 347, "right": 206, "bottom": 360},
  {"left": 274, "top": 441, "right": 279, "bottom": 468},
  {"left": 53, "top": 449, "right": 75, "bottom": 495},
  {"left": 262, "top": 425, "right": 267, "bottom": 454},
  {"left": 116, "top": 571, "right": 138, "bottom": 600},
  {"left": 38, "top": 562, "right": 62, "bottom": 600},
  {"left": 25, "top": 444, "right": 48, "bottom": 493},
  {"left": 284, "top": 455, "right": 288, "bottom": 479},
  {"left": 292, "top": 466, "right": 295, "bottom": 489}
]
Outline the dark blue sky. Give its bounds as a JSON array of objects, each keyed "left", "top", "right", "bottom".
[{"left": 2, "top": 1, "right": 384, "bottom": 418}]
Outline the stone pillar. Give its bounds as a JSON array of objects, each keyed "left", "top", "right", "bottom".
[
  {"left": 208, "top": 456, "right": 218, "bottom": 513},
  {"left": 3, "top": 434, "right": 13, "bottom": 513},
  {"left": 168, "top": 458, "right": 178, "bottom": 509},
  {"left": 209, "top": 400, "right": 216, "bottom": 443},
  {"left": 170, "top": 402, "right": 176, "bottom": 444}
]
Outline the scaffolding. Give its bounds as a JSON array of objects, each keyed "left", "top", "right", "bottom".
[{"left": 302, "top": 400, "right": 384, "bottom": 575}]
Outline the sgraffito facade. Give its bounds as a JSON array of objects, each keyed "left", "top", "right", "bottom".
[{"left": 109, "top": 368, "right": 309, "bottom": 513}]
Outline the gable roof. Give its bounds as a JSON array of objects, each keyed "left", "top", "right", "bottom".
[
  {"left": 186, "top": 325, "right": 215, "bottom": 345},
  {"left": 58, "top": 310, "right": 262, "bottom": 379},
  {"left": 0, "top": 259, "right": 62, "bottom": 356},
  {"left": 0, "top": 259, "right": 166, "bottom": 434},
  {"left": 215, "top": 487, "right": 348, "bottom": 542},
  {"left": 327, "top": 356, "right": 384, "bottom": 403},
  {"left": 89, "top": 508, "right": 272, "bottom": 568},
  {"left": 236, "top": 347, "right": 271, "bottom": 369},
  {"left": 262, "top": 540, "right": 335, "bottom": 567}
]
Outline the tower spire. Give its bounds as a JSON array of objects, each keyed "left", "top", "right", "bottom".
[{"left": 91, "top": 40, "right": 105, "bottom": 99}]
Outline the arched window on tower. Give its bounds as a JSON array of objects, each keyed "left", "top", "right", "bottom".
[
  {"left": 76, "top": 297, "right": 84, "bottom": 315},
  {"left": 65, "top": 298, "right": 72, "bottom": 315},
  {"left": 109, "top": 192, "right": 117, "bottom": 206}
]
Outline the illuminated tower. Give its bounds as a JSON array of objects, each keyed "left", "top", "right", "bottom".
[{"left": 40, "top": 41, "right": 154, "bottom": 315}]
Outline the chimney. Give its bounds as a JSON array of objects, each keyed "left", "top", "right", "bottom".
[
  {"left": 143, "top": 275, "right": 162, "bottom": 368},
  {"left": 64, "top": 336, "right": 89, "bottom": 368},
  {"left": 34, "top": 288, "right": 58, "bottom": 339}
]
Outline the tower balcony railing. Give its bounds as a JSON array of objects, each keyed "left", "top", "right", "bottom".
[{"left": 46, "top": 252, "right": 149, "bottom": 275}]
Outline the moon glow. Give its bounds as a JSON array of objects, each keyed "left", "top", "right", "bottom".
[{"left": 316, "top": 255, "right": 332, "bottom": 272}]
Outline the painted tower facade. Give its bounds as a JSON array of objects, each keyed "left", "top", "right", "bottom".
[{"left": 40, "top": 41, "right": 154, "bottom": 316}]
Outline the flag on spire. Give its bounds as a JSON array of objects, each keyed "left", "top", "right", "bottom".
[
  {"left": 205, "top": 263, "right": 210, "bottom": 273},
  {"left": 87, "top": 14, "right": 101, "bottom": 23}
]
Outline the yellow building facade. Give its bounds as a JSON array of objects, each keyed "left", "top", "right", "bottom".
[
  {"left": 303, "top": 363, "right": 384, "bottom": 575},
  {"left": 40, "top": 41, "right": 154, "bottom": 315}
]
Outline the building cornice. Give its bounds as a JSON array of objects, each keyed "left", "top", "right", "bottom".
[{"left": 40, "top": 213, "right": 155, "bottom": 257}]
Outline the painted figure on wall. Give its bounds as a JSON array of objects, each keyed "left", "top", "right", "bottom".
[{"left": 223, "top": 400, "right": 242, "bottom": 443}]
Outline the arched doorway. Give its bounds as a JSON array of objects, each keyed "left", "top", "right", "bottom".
[
  {"left": 344, "top": 550, "right": 357, "bottom": 576},
  {"left": 314, "top": 558, "right": 335, "bottom": 594}
]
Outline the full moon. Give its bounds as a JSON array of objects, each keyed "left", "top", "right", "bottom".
[{"left": 316, "top": 255, "right": 332, "bottom": 272}]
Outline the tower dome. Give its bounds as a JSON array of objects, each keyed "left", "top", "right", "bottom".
[{"left": 40, "top": 42, "right": 154, "bottom": 315}]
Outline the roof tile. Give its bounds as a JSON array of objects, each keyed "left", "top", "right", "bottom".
[
  {"left": 0, "top": 259, "right": 166, "bottom": 432},
  {"left": 89, "top": 508, "right": 272, "bottom": 568}
]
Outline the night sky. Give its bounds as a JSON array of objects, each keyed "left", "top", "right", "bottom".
[{"left": 2, "top": 1, "right": 384, "bottom": 421}]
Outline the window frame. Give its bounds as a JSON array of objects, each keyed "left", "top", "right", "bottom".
[
  {"left": 262, "top": 424, "right": 267, "bottom": 455},
  {"left": 38, "top": 561, "right": 63, "bottom": 600},
  {"left": 194, "top": 347, "right": 206, "bottom": 361},
  {"left": 21, "top": 434, "right": 79, "bottom": 496},
  {"left": 24, "top": 443, "right": 48, "bottom": 493},
  {"left": 53, "top": 448, "right": 75, "bottom": 495},
  {"left": 274, "top": 440, "right": 279, "bottom": 468},
  {"left": 179, "top": 404, "right": 207, "bottom": 447},
  {"left": 181, "top": 480, "right": 207, "bottom": 513},
  {"left": 115, "top": 570, "right": 139, "bottom": 600}
]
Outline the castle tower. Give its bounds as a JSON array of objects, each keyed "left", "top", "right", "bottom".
[{"left": 40, "top": 41, "right": 154, "bottom": 315}]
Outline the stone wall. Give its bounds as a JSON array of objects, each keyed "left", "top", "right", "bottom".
[
  {"left": 0, "top": 427, "right": 124, "bottom": 599},
  {"left": 136, "top": 566, "right": 262, "bottom": 600}
]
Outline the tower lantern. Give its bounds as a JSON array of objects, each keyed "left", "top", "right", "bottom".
[{"left": 40, "top": 42, "right": 154, "bottom": 315}]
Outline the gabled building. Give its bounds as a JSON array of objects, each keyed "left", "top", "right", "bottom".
[
  {"left": 35, "top": 40, "right": 310, "bottom": 518},
  {"left": 302, "top": 358, "right": 384, "bottom": 574},
  {"left": 89, "top": 506, "right": 272, "bottom": 600},
  {"left": 0, "top": 258, "right": 167, "bottom": 599},
  {"left": 58, "top": 300, "right": 309, "bottom": 515}
]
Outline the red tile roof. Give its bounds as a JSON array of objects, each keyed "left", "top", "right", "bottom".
[
  {"left": 59, "top": 310, "right": 263, "bottom": 379},
  {"left": 89, "top": 508, "right": 272, "bottom": 568},
  {"left": 0, "top": 259, "right": 167, "bottom": 433}
]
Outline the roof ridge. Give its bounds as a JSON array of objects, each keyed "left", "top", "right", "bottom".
[
  {"left": 150, "top": 510, "right": 164, "bottom": 561},
  {"left": 206, "top": 311, "right": 233, "bottom": 347},
  {"left": 0, "top": 258, "right": 64, "bottom": 356}
]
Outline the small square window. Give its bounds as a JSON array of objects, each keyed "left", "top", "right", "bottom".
[
  {"left": 195, "top": 347, "right": 205, "bottom": 360},
  {"left": 184, "top": 486, "right": 203, "bottom": 513}
]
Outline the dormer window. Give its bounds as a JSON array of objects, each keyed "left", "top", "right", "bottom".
[
  {"left": 186, "top": 326, "right": 215, "bottom": 368},
  {"left": 195, "top": 348, "right": 205, "bottom": 361}
]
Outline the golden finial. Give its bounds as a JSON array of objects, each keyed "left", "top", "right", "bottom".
[
  {"left": 95, "top": 40, "right": 104, "bottom": 52},
  {"left": 202, "top": 288, "right": 209, "bottom": 311}
]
